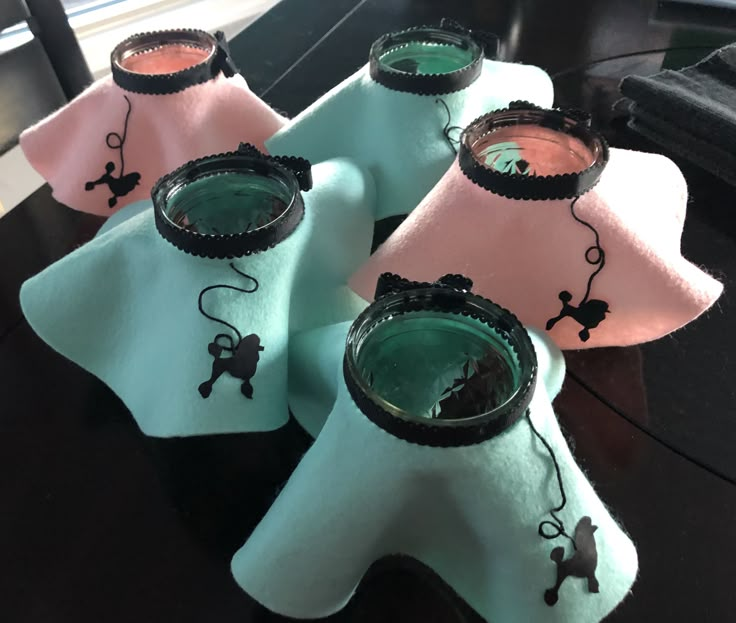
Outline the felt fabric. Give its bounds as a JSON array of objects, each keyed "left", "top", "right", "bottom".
[
  {"left": 20, "top": 159, "right": 374, "bottom": 437},
  {"left": 20, "top": 73, "right": 285, "bottom": 216},
  {"left": 101, "top": 206, "right": 371, "bottom": 328},
  {"left": 233, "top": 329, "right": 638, "bottom": 622},
  {"left": 288, "top": 322, "right": 564, "bottom": 438},
  {"left": 265, "top": 60, "right": 553, "bottom": 220},
  {"left": 620, "top": 44, "right": 736, "bottom": 186},
  {"left": 96, "top": 197, "right": 150, "bottom": 235},
  {"left": 350, "top": 148, "right": 723, "bottom": 349},
  {"left": 95, "top": 189, "right": 372, "bottom": 333}
]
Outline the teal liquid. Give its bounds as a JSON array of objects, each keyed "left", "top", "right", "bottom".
[
  {"left": 355, "top": 312, "right": 520, "bottom": 420},
  {"left": 165, "top": 172, "right": 291, "bottom": 235},
  {"left": 380, "top": 41, "right": 476, "bottom": 75}
]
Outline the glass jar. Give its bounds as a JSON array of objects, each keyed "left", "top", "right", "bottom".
[
  {"left": 459, "top": 104, "right": 609, "bottom": 199},
  {"left": 110, "top": 29, "right": 237, "bottom": 94},
  {"left": 151, "top": 146, "right": 305, "bottom": 258},
  {"left": 113, "top": 30, "right": 216, "bottom": 75},
  {"left": 344, "top": 278, "right": 537, "bottom": 445},
  {"left": 369, "top": 25, "right": 484, "bottom": 94}
]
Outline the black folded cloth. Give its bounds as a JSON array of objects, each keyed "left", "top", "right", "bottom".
[
  {"left": 627, "top": 101, "right": 736, "bottom": 186},
  {"left": 620, "top": 43, "right": 736, "bottom": 184}
]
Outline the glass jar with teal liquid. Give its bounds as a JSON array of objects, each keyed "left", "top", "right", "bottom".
[
  {"left": 344, "top": 275, "right": 537, "bottom": 445},
  {"left": 152, "top": 144, "right": 309, "bottom": 258},
  {"left": 369, "top": 23, "right": 488, "bottom": 95}
]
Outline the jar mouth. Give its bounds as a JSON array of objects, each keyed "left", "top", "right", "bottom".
[
  {"left": 459, "top": 105, "right": 609, "bottom": 200},
  {"left": 344, "top": 287, "right": 537, "bottom": 446},
  {"left": 110, "top": 29, "right": 234, "bottom": 94},
  {"left": 369, "top": 26, "right": 484, "bottom": 95},
  {"left": 114, "top": 32, "right": 215, "bottom": 75},
  {"left": 152, "top": 152, "right": 304, "bottom": 258}
]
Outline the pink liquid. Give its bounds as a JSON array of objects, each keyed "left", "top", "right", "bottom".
[
  {"left": 120, "top": 44, "right": 211, "bottom": 75},
  {"left": 473, "top": 125, "right": 597, "bottom": 176}
]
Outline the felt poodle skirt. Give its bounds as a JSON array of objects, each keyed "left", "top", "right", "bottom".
[
  {"left": 234, "top": 274, "right": 638, "bottom": 622},
  {"left": 21, "top": 29, "right": 286, "bottom": 216},
  {"left": 266, "top": 20, "right": 554, "bottom": 221},
  {"left": 20, "top": 145, "right": 375, "bottom": 437},
  {"left": 350, "top": 103, "right": 723, "bottom": 349}
]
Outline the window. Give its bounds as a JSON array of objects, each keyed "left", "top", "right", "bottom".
[
  {"left": 1, "top": 0, "right": 279, "bottom": 76},
  {"left": 61, "top": 0, "right": 129, "bottom": 15}
]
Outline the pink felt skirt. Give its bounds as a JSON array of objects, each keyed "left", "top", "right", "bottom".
[
  {"left": 20, "top": 29, "right": 286, "bottom": 216},
  {"left": 351, "top": 105, "right": 722, "bottom": 349}
]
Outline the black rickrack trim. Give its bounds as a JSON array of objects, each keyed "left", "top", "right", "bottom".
[
  {"left": 374, "top": 272, "right": 473, "bottom": 299},
  {"left": 111, "top": 29, "right": 239, "bottom": 95},
  {"left": 439, "top": 18, "right": 499, "bottom": 59},
  {"left": 151, "top": 144, "right": 309, "bottom": 259},
  {"left": 343, "top": 287, "right": 538, "bottom": 447},
  {"left": 458, "top": 102, "right": 610, "bottom": 200},
  {"left": 368, "top": 22, "right": 486, "bottom": 95},
  {"left": 236, "top": 143, "right": 313, "bottom": 191}
]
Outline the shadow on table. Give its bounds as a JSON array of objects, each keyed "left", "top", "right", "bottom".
[{"left": 558, "top": 346, "right": 648, "bottom": 474}]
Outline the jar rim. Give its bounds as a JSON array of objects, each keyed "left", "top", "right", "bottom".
[
  {"left": 151, "top": 150, "right": 305, "bottom": 259},
  {"left": 110, "top": 29, "right": 236, "bottom": 94},
  {"left": 459, "top": 104, "right": 610, "bottom": 200},
  {"left": 343, "top": 286, "right": 538, "bottom": 447},
  {"left": 368, "top": 25, "right": 484, "bottom": 95}
]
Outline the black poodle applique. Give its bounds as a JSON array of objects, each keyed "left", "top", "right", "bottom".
[
  {"left": 84, "top": 95, "right": 141, "bottom": 208},
  {"left": 546, "top": 196, "right": 610, "bottom": 342},
  {"left": 545, "top": 516, "right": 600, "bottom": 606},
  {"left": 546, "top": 290, "right": 609, "bottom": 343},
  {"left": 527, "top": 412, "right": 601, "bottom": 606},
  {"left": 197, "top": 263, "right": 264, "bottom": 400}
]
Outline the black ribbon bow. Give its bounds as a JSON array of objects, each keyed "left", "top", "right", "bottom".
[
  {"left": 507, "top": 100, "right": 592, "bottom": 128},
  {"left": 213, "top": 31, "right": 240, "bottom": 78},
  {"left": 375, "top": 272, "right": 474, "bottom": 300},
  {"left": 440, "top": 18, "right": 500, "bottom": 59},
  {"left": 236, "top": 143, "right": 313, "bottom": 191}
]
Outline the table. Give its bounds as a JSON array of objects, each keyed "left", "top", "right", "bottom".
[{"left": 2, "top": 1, "right": 736, "bottom": 620}]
